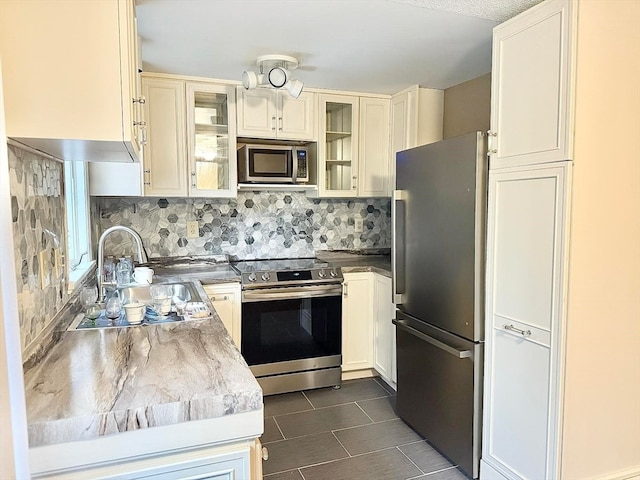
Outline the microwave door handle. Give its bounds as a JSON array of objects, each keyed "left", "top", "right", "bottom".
[{"left": 291, "top": 149, "right": 298, "bottom": 182}]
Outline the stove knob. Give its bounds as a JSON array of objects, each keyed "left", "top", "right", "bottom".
[
  {"left": 318, "top": 270, "right": 326, "bottom": 278},
  {"left": 329, "top": 269, "right": 338, "bottom": 278},
  {"left": 261, "top": 272, "right": 271, "bottom": 282},
  {"left": 248, "top": 273, "right": 257, "bottom": 282}
]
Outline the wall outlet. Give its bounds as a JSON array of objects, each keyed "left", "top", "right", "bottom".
[
  {"left": 354, "top": 218, "right": 364, "bottom": 233},
  {"left": 39, "top": 249, "right": 51, "bottom": 289},
  {"left": 186, "top": 221, "right": 200, "bottom": 238},
  {"left": 54, "top": 248, "right": 64, "bottom": 278}
]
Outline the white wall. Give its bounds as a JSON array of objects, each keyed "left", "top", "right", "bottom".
[
  {"left": 562, "top": 1, "right": 640, "bottom": 478},
  {"left": 0, "top": 55, "right": 31, "bottom": 479}
]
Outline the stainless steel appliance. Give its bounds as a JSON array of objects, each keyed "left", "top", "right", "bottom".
[
  {"left": 238, "top": 144, "right": 309, "bottom": 183},
  {"left": 393, "top": 132, "right": 487, "bottom": 479},
  {"left": 235, "top": 258, "right": 343, "bottom": 395}
]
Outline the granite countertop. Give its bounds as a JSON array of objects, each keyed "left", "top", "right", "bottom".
[
  {"left": 317, "top": 251, "right": 392, "bottom": 277},
  {"left": 23, "top": 281, "right": 261, "bottom": 449},
  {"left": 22, "top": 252, "right": 390, "bottom": 450}
]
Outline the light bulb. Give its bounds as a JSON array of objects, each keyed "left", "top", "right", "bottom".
[
  {"left": 268, "top": 67, "right": 288, "bottom": 88},
  {"left": 285, "top": 79, "right": 304, "bottom": 99},
  {"left": 242, "top": 70, "right": 257, "bottom": 89}
]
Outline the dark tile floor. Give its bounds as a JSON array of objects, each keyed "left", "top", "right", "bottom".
[{"left": 261, "top": 377, "right": 469, "bottom": 480}]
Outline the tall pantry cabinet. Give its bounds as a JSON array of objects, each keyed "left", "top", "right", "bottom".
[{"left": 482, "top": 0, "right": 640, "bottom": 479}]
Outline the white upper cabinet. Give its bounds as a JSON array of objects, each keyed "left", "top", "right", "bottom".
[
  {"left": 142, "top": 77, "right": 188, "bottom": 197},
  {"left": 490, "top": 0, "right": 576, "bottom": 168},
  {"left": 187, "top": 83, "right": 237, "bottom": 198},
  {"left": 359, "top": 98, "right": 391, "bottom": 197},
  {"left": 0, "top": 0, "right": 143, "bottom": 163},
  {"left": 140, "top": 75, "right": 237, "bottom": 198},
  {"left": 236, "top": 88, "right": 316, "bottom": 141},
  {"left": 318, "top": 94, "right": 391, "bottom": 198},
  {"left": 318, "top": 94, "right": 360, "bottom": 197}
]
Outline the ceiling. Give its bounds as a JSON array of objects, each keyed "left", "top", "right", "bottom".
[{"left": 136, "top": 0, "right": 542, "bottom": 95}]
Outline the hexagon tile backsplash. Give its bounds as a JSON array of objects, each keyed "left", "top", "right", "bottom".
[
  {"left": 93, "top": 193, "right": 391, "bottom": 260},
  {"left": 8, "top": 144, "right": 68, "bottom": 354}
]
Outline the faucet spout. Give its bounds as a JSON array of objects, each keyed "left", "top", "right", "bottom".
[{"left": 97, "top": 226, "right": 148, "bottom": 302}]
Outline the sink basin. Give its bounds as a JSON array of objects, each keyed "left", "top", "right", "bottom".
[
  {"left": 69, "top": 282, "right": 204, "bottom": 331},
  {"left": 117, "top": 282, "right": 201, "bottom": 305}
]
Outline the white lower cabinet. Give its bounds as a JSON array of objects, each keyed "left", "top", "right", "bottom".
[
  {"left": 482, "top": 162, "right": 571, "bottom": 480},
  {"left": 342, "top": 272, "right": 395, "bottom": 386},
  {"left": 203, "top": 283, "right": 241, "bottom": 347},
  {"left": 341, "top": 272, "right": 374, "bottom": 371},
  {"left": 372, "top": 273, "right": 396, "bottom": 387},
  {"left": 37, "top": 439, "right": 261, "bottom": 480}
]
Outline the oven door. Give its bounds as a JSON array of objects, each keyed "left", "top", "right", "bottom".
[{"left": 241, "top": 284, "right": 342, "bottom": 374}]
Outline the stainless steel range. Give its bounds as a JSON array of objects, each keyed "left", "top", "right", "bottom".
[{"left": 234, "top": 258, "right": 343, "bottom": 396}]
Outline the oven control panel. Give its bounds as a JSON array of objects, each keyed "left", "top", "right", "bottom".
[{"left": 241, "top": 267, "right": 343, "bottom": 288}]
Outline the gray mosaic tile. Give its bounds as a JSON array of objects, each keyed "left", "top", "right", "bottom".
[
  {"left": 93, "top": 193, "right": 391, "bottom": 259},
  {"left": 8, "top": 145, "right": 68, "bottom": 356}
]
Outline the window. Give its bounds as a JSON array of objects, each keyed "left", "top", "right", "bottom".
[{"left": 64, "top": 161, "right": 91, "bottom": 271}]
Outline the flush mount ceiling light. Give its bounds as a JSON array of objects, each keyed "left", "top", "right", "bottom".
[{"left": 242, "top": 54, "right": 304, "bottom": 99}]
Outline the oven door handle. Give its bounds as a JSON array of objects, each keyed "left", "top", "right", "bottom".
[{"left": 242, "top": 284, "right": 343, "bottom": 302}]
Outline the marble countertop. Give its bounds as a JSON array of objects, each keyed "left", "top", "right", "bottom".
[{"left": 23, "top": 281, "right": 262, "bottom": 449}]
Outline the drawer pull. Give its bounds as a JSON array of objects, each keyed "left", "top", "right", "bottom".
[{"left": 504, "top": 324, "right": 531, "bottom": 337}]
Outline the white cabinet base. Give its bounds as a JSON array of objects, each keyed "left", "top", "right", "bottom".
[{"left": 480, "top": 460, "right": 510, "bottom": 480}]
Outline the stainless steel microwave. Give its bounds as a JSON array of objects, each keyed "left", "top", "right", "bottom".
[{"left": 238, "top": 144, "right": 309, "bottom": 183}]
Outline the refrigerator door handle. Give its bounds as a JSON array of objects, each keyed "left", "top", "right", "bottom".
[
  {"left": 393, "top": 318, "right": 473, "bottom": 359},
  {"left": 392, "top": 189, "right": 406, "bottom": 304}
]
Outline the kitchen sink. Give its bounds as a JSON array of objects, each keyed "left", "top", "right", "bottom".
[
  {"left": 69, "top": 282, "right": 205, "bottom": 331},
  {"left": 117, "top": 282, "right": 200, "bottom": 305}
]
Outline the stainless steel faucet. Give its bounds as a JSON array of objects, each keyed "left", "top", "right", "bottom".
[{"left": 97, "top": 226, "right": 148, "bottom": 302}]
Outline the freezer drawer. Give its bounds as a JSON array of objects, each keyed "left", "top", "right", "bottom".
[{"left": 394, "top": 312, "right": 483, "bottom": 479}]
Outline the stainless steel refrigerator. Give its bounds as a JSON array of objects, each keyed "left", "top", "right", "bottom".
[{"left": 392, "top": 132, "right": 487, "bottom": 479}]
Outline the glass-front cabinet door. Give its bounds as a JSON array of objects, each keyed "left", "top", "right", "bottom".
[
  {"left": 318, "top": 94, "right": 359, "bottom": 197},
  {"left": 186, "top": 83, "right": 237, "bottom": 198}
]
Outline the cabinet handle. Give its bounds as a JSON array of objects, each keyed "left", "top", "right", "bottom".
[
  {"left": 503, "top": 324, "right": 532, "bottom": 337},
  {"left": 211, "top": 295, "right": 229, "bottom": 301},
  {"left": 133, "top": 121, "right": 146, "bottom": 126},
  {"left": 191, "top": 171, "right": 197, "bottom": 188},
  {"left": 278, "top": 116, "right": 283, "bottom": 131},
  {"left": 143, "top": 169, "right": 151, "bottom": 186},
  {"left": 343, "top": 282, "right": 348, "bottom": 298},
  {"left": 352, "top": 175, "right": 357, "bottom": 190},
  {"left": 487, "top": 130, "right": 497, "bottom": 155},
  {"left": 271, "top": 116, "right": 276, "bottom": 131},
  {"left": 262, "top": 446, "right": 269, "bottom": 461},
  {"left": 141, "top": 126, "right": 148, "bottom": 145},
  {"left": 133, "top": 96, "right": 146, "bottom": 104}
]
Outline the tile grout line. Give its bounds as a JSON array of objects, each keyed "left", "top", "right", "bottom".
[
  {"left": 331, "top": 430, "right": 353, "bottom": 457},
  {"left": 301, "top": 390, "right": 315, "bottom": 409},
  {"left": 298, "top": 468, "right": 307, "bottom": 480},
  {"left": 396, "top": 445, "right": 427, "bottom": 476},
  {"left": 331, "top": 415, "right": 402, "bottom": 434},
  {"left": 297, "top": 393, "right": 392, "bottom": 412},
  {"left": 373, "top": 376, "right": 396, "bottom": 395},
  {"left": 353, "top": 400, "right": 376, "bottom": 424},
  {"left": 271, "top": 416, "right": 286, "bottom": 441}
]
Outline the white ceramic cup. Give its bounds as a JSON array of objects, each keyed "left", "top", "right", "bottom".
[
  {"left": 133, "top": 267, "right": 154, "bottom": 284},
  {"left": 124, "top": 302, "right": 146, "bottom": 324}
]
